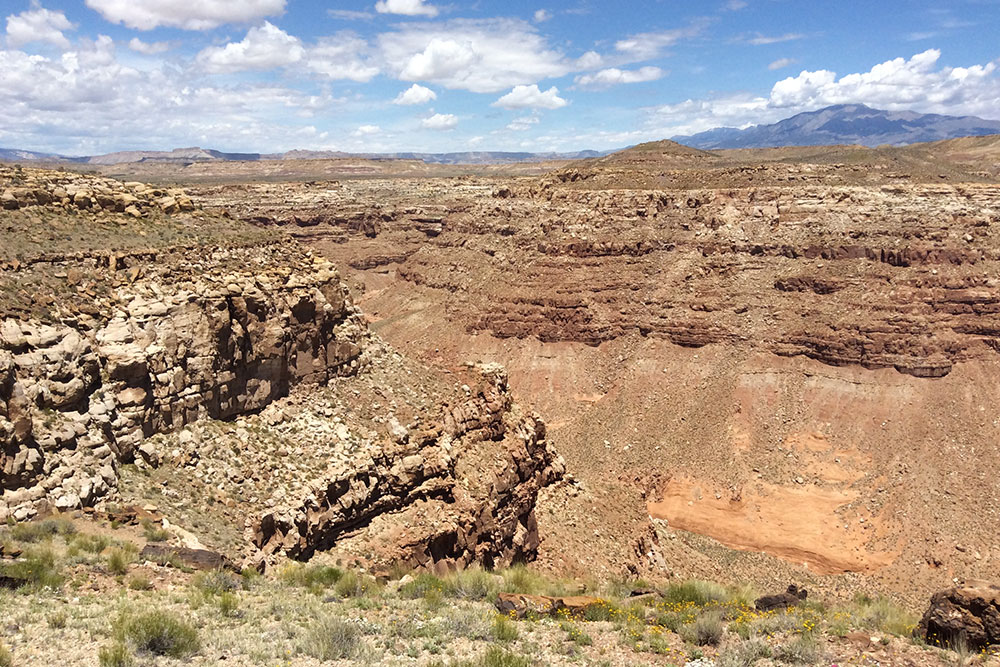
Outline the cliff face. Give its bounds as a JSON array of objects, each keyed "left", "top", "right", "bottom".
[
  {"left": 0, "top": 244, "right": 365, "bottom": 521},
  {"left": 250, "top": 365, "right": 565, "bottom": 571}
]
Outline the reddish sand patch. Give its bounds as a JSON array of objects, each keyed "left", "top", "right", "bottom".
[{"left": 648, "top": 476, "right": 900, "bottom": 575}]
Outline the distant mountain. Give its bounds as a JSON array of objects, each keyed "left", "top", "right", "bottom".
[
  {"left": 673, "top": 104, "right": 1000, "bottom": 149},
  {"left": 0, "top": 147, "right": 70, "bottom": 162},
  {"left": 0, "top": 146, "right": 610, "bottom": 166}
]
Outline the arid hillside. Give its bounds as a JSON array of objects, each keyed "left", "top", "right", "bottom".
[{"left": 187, "top": 139, "right": 1000, "bottom": 607}]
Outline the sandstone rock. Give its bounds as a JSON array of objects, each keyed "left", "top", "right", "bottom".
[
  {"left": 140, "top": 543, "right": 236, "bottom": 571},
  {"left": 496, "top": 592, "right": 603, "bottom": 619},
  {"left": 755, "top": 584, "right": 808, "bottom": 612},
  {"left": 918, "top": 581, "right": 1000, "bottom": 649}
]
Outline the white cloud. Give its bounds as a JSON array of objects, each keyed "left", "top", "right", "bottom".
[
  {"left": 494, "top": 84, "right": 567, "bottom": 110},
  {"left": 197, "top": 22, "right": 304, "bottom": 74},
  {"left": 328, "top": 9, "right": 374, "bottom": 20},
  {"left": 84, "top": 0, "right": 286, "bottom": 30},
  {"left": 374, "top": 0, "right": 438, "bottom": 17},
  {"left": 305, "top": 34, "right": 379, "bottom": 81},
  {"left": 353, "top": 124, "right": 380, "bottom": 136},
  {"left": 506, "top": 115, "right": 539, "bottom": 131},
  {"left": 533, "top": 9, "right": 551, "bottom": 22},
  {"left": 767, "top": 57, "right": 796, "bottom": 71},
  {"left": 746, "top": 32, "right": 804, "bottom": 46},
  {"left": 128, "top": 37, "right": 172, "bottom": 55},
  {"left": 615, "top": 23, "right": 706, "bottom": 61},
  {"left": 393, "top": 83, "right": 436, "bottom": 105},
  {"left": 380, "top": 18, "right": 571, "bottom": 93},
  {"left": 725, "top": 0, "right": 748, "bottom": 10},
  {"left": 649, "top": 49, "right": 1000, "bottom": 136},
  {"left": 575, "top": 51, "right": 603, "bottom": 70},
  {"left": 6, "top": 1, "right": 74, "bottom": 49},
  {"left": 422, "top": 112, "right": 457, "bottom": 129},
  {"left": 575, "top": 66, "right": 663, "bottom": 88}
]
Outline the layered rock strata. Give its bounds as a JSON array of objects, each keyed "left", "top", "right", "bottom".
[
  {"left": 0, "top": 242, "right": 366, "bottom": 522},
  {"left": 250, "top": 365, "right": 565, "bottom": 570}
]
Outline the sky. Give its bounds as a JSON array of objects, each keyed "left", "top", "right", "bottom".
[{"left": 1, "top": 0, "right": 999, "bottom": 156}]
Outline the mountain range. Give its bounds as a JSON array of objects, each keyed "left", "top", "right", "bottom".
[
  {"left": 672, "top": 104, "right": 1000, "bottom": 149},
  {"left": 3, "top": 105, "right": 1000, "bottom": 165}
]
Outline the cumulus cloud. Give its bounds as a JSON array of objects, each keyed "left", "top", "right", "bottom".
[
  {"left": 422, "top": 112, "right": 457, "bottom": 129},
  {"left": 380, "top": 18, "right": 571, "bottom": 93},
  {"left": 6, "top": 2, "right": 74, "bottom": 49},
  {"left": 493, "top": 84, "right": 567, "bottom": 110},
  {"left": 534, "top": 9, "right": 551, "bottom": 22},
  {"left": 128, "top": 37, "right": 172, "bottom": 55},
  {"left": 374, "top": 0, "right": 438, "bottom": 17},
  {"left": 197, "top": 22, "right": 304, "bottom": 74},
  {"left": 650, "top": 49, "right": 1000, "bottom": 136},
  {"left": 767, "top": 57, "right": 796, "bottom": 71},
  {"left": 328, "top": 9, "right": 374, "bottom": 20},
  {"left": 575, "top": 66, "right": 663, "bottom": 88},
  {"left": 305, "top": 34, "right": 379, "bottom": 81},
  {"left": 725, "top": 0, "right": 748, "bottom": 10},
  {"left": 353, "top": 124, "right": 380, "bottom": 136},
  {"left": 84, "top": 0, "right": 286, "bottom": 30},
  {"left": 0, "top": 34, "right": 347, "bottom": 154},
  {"left": 393, "top": 83, "right": 436, "bottom": 105}
]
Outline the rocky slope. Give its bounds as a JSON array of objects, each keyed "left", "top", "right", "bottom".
[
  {"left": 0, "top": 165, "right": 564, "bottom": 574},
  {"left": 184, "top": 147, "right": 1000, "bottom": 604}
]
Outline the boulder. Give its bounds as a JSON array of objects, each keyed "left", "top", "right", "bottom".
[
  {"left": 755, "top": 584, "right": 808, "bottom": 612},
  {"left": 140, "top": 543, "right": 236, "bottom": 572},
  {"left": 918, "top": 581, "right": 1000, "bottom": 649}
]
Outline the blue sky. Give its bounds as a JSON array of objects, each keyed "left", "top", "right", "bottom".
[{"left": 1, "top": 0, "right": 998, "bottom": 155}]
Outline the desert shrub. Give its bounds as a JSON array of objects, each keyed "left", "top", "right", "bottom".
[
  {"left": 302, "top": 615, "right": 363, "bottom": 661},
  {"left": 67, "top": 533, "right": 112, "bottom": 556},
  {"left": 97, "top": 642, "right": 134, "bottom": 667},
  {"left": 681, "top": 610, "right": 725, "bottom": 646},
  {"left": 446, "top": 567, "right": 501, "bottom": 600},
  {"left": 113, "top": 609, "right": 199, "bottom": 658},
  {"left": 492, "top": 615, "right": 519, "bottom": 642},
  {"left": 0, "top": 643, "right": 11, "bottom": 667},
  {"left": 400, "top": 572, "right": 446, "bottom": 599},
  {"left": 583, "top": 599, "right": 622, "bottom": 622},
  {"left": 278, "top": 563, "right": 343, "bottom": 593},
  {"left": 9, "top": 518, "right": 75, "bottom": 543},
  {"left": 217, "top": 591, "right": 240, "bottom": 618},
  {"left": 333, "top": 570, "right": 373, "bottom": 598},
  {"left": 47, "top": 610, "right": 68, "bottom": 628},
  {"left": 560, "top": 621, "right": 593, "bottom": 646},
  {"left": 140, "top": 519, "right": 169, "bottom": 542},
  {"left": 849, "top": 595, "right": 918, "bottom": 636},
  {"left": 717, "top": 637, "right": 773, "bottom": 667},
  {"left": 502, "top": 565, "right": 560, "bottom": 596},
  {"left": 1, "top": 545, "right": 63, "bottom": 590},
  {"left": 774, "top": 634, "right": 825, "bottom": 664},
  {"left": 662, "top": 580, "right": 728, "bottom": 606},
  {"left": 192, "top": 569, "right": 241, "bottom": 595},
  {"left": 478, "top": 646, "right": 533, "bottom": 667},
  {"left": 125, "top": 574, "right": 152, "bottom": 591},
  {"left": 106, "top": 547, "right": 134, "bottom": 576}
]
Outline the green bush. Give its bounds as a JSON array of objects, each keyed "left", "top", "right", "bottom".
[
  {"left": 140, "top": 519, "right": 169, "bottom": 543},
  {"left": 192, "top": 569, "right": 241, "bottom": 596},
  {"left": 774, "top": 634, "right": 825, "bottom": 664},
  {"left": 97, "top": 642, "right": 134, "bottom": 667},
  {"left": 717, "top": 637, "right": 772, "bottom": 667},
  {"left": 333, "top": 570, "right": 372, "bottom": 598},
  {"left": 662, "top": 580, "right": 728, "bottom": 606},
  {"left": 447, "top": 568, "right": 501, "bottom": 601},
  {"left": 479, "top": 646, "right": 533, "bottom": 667},
  {"left": 278, "top": 563, "right": 343, "bottom": 593},
  {"left": 113, "top": 609, "right": 199, "bottom": 658},
  {"left": 492, "top": 615, "right": 519, "bottom": 642},
  {"left": 47, "top": 610, "right": 68, "bottom": 629},
  {"left": 1, "top": 545, "right": 63, "bottom": 590},
  {"left": 400, "top": 572, "right": 446, "bottom": 599},
  {"left": 681, "top": 611, "right": 725, "bottom": 646},
  {"left": 106, "top": 548, "right": 133, "bottom": 576},
  {"left": 9, "top": 518, "right": 75, "bottom": 543},
  {"left": 217, "top": 591, "right": 240, "bottom": 618},
  {"left": 560, "top": 621, "right": 593, "bottom": 646},
  {"left": 302, "top": 615, "right": 363, "bottom": 661},
  {"left": 125, "top": 574, "right": 153, "bottom": 591}
]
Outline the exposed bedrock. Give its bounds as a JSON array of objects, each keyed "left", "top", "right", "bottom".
[
  {"left": 249, "top": 365, "right": 565, "bottom": 571},
  {"left": 0, "top": 245, "right": 366, "bottom": 521}
]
